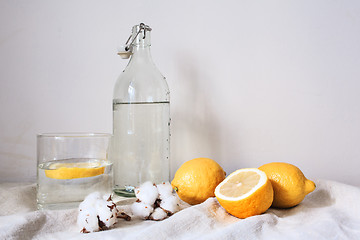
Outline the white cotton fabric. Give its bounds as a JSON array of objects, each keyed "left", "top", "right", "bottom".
[{"left": 1, "top": 180, "right": 360, "bottom": 240}]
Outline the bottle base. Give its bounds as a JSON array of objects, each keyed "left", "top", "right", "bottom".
[
  {"left": 37, "top": 201, "right": 81, "bottom": 210},
  {"left": 113, "top": 187, "right": 136, "bottom": 198}
]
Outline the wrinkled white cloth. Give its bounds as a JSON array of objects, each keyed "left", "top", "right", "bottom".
[{"left": 0, "top": 180, "right": 360, "bottom": 240}]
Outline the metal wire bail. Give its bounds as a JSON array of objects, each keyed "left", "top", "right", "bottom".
[{"left": 118, "top": 23, "right": 152, "bottom": 59}]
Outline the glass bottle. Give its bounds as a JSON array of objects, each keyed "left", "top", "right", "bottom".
[{"left": 112, "top": 23, "right": 170, "bottom": 197}]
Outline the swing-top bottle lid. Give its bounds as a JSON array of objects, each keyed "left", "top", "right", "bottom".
[{"left": 117, "top": 23, "right": 152, "bottom": 59}]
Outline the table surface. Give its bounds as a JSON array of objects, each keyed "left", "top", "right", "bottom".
[{"left": 1, "top": 179, "right": 360, "bottom": 240}]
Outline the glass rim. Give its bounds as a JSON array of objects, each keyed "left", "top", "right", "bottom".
[{"left": 37, "top": 132, "right": 112, "bottom": 138}]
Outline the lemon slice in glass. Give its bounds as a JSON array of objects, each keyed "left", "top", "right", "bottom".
[{"left": 45, "top": 162, "right": 105, "bottom": 179}]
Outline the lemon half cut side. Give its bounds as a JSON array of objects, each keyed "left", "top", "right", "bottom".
[{"left": 215, "top": 168, "right": 273, "bottom": 219}]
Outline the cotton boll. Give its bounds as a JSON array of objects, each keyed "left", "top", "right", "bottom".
[
  {"left": 116, "top": 203, "right": 132, "bottom": 221},
  {"left": 84, "top": 192, "right": 102, "bottom": 203},
  {"left": 78, "top": 208, "right": 99, "bottom": 233},
  {"left": 160, "top": 195, "right": 180, "bottom": 214},
  {"left": 131, "top": 201, "right": 154, "bottom": 219},
  {"left": 117, "top": 211, "right": 132, "bottom": 221},
  {"left": 79, "top": 192, "right": 101, "bottom": 210},
  {"left": 149, "top": 207, "right": 168, "bottom": 221},
  {"left": 96, "top": 200, "right": 117, "bottom": 229},
  {"left": 157, "top": 182, "right": 173, "bottom": 199},
  {"left": 135, "top": 181, "right": 159, "bottom": 205},
  {"left": 106, "top": 203, "right": 119, "bottom": 227},
  {"left": 116, "top": 204, "right": 133, "bottom": 216},
  {"left": 77, "top": 192, "right": 119, "bottom": 233},
  {"left": 103, "top": 194, "right": 113, "bottom": 201}
]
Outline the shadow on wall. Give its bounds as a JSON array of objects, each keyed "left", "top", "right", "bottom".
[{"left": 170, "top": 53, "right": 222, "bottom": 178}]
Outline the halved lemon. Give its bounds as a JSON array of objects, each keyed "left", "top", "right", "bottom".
[
  {"left": 45, "top": 162, "right": 105, "bottom": 180},
  {"left": 214, "top": 168, "right": 273, "bottom": 219}
]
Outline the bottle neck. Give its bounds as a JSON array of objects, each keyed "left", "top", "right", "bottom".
[
  {"left": 127, "top": 24, "right": 153, "bottom": 64},
  {"left": 129, "top": 45, "right": 153, "bottom": 63}
]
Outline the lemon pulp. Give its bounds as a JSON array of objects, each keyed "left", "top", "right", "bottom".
[
  {"left": 215, "top": 168, "right": 273, "bottom": 218},
  {"left": 218, "top": 170, "right": 261, "bottom": 198}
]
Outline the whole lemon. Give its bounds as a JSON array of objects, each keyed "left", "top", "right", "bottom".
[
  {"left": 171, "top": 158, "right": 226, "bottom": 205},
  {"left": 259, "top": 162, "right": 316, "bottom": 208}
]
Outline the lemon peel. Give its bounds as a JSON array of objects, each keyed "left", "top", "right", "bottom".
[
  {"left": 259, "top": 162, "right": 316, "bottom": 208},
  {"left": 171, "top": 158, "right": 226, "bottom": 205}
]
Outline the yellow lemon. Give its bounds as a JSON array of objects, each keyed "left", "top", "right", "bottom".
[
  {"left": 215, "top": 168, "right": 273, "bottom": 219},
  {"left": 259, "top": 162, "right": 316, "bottom": 208},
  {"left": 171, "top": 158, "right": 226, "bottom": 205},
  {"left": 45, "top": 162, "right": 105, "bottom": 179}
]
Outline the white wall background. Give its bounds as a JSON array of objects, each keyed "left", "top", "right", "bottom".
[{"left": 1, "top": 0, "right": 359, "bottom": 186}]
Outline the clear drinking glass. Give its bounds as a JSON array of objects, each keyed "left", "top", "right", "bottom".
[{"left": 36, "top": 133, "right": 113, "bottom": 210}]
